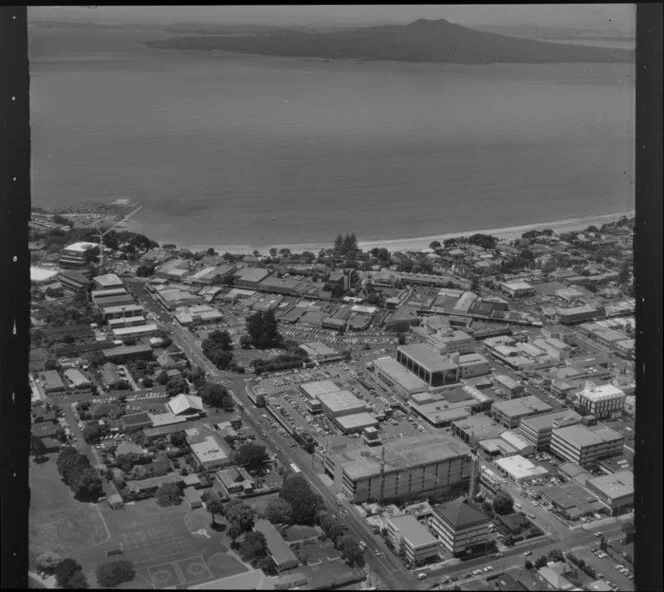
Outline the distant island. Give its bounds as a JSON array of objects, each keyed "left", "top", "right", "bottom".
[{"left": 146, "top": 18, "right": 633, "bottom": 64}]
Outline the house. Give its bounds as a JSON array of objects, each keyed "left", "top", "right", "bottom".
[
  {"left": 184, "top": 486, "right": 203, "bottom": 509},
  {"left": 41, "top": 437, "right": 62, "bottom": 453},
  {"left": 538, "top": 562, "right": 574, "bottom": 591},
  {"left": 215, "top": 467, "right": 255, "bottom": 495},
  {"left": 107, "top": 494, "right": 125, "bottom": 510},
  {"left": 167, "top": 394, "right": 205, "bottom": 416},
  {"left": 101, "top": 362, "right": 124, "bottom": 388}
]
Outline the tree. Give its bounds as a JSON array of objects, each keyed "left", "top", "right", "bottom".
[
  {"left": 548, "top": 549, "right": 564, "bottom": 562},
  {"left": 227, "top": 523, "right": 243, "bottom": 543},
  {"left": 341, "top": 535, "right": 364, "bottom": 567},
  {"left": 280, "top": 473, "right": 321, "bottom": 526},
  {"left": 269, "top": 248, "right": 278, "bottom": 258},
  {"left": 239, "top": 335, "right": 252, "bottom": 349},
  {"left": 225, "top": 500, "right": 256, "bottom": 532},
  {"left": 95, "top": 560, "right": 136, "bottom": 588},
  {"left": 35, "top": 551, "right": 63, "bottom": 574},
  {"left": 245, "top": 310, "right": 283, "bottom": 349},
  {"left": 334, "top": 234, "right": 344, "bottom": 252},
  {"left": 156, "top": 370, "right": 169, "bottom": 385},
  {"left": 65, "top": 571, "right": 89, "bottom": 589},
  {"left": 170, "top": 432, "right": 186, "bottom": 447},
  {"left": 524, "top": 559, "right": 533, "bottom": 570},
  {"left": 166, "top": 375, "right": 189, "bottom": 397},
  {"left": 397, "top": 333, "right": 407, "bottom": 345},
  {"left": 55, "top": 559, "right": 83, "bottom": 588},
  {"left": 82, "top": 424, "right": 101, "bottom": 444},
  {"left": 264, "top": 498, "right": 294, "bottom": 525},
  {"left": 142, "top": 376, "right": 154, "bottom": 388},
  {"left": 198, "top": 382, "right": 233, "bottom": 410},
  {"left": 534, "top": 555, "right": 548, "bottom": 569},
  {"left": 239, "top": 531, "right": 268, "bottom": 565},
  {"left": 207, "top": 498, "right": 226, "bottom": 525},
  {"left": 233, "top": 443, "right": 269, "bottom": 472},
  {"left": 429, "top": 240, "right": 442, "bottom": 250},
  {"left": 156, "top": 483, "right": 182, "bottom": 507},
  {"left": 31, "top": 436, "right": 47, "bottom": 461},
  {"left": 492, "top": 491, "right": 514, "bottom": 515}
]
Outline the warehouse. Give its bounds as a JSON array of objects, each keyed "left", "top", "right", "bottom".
[
  {"left": 316, "top": 389, "right": 367, "bottom": 418},
  {"left": 396, "top": 344, "right": 460, "bottom": 388},
  {"left": 491, "top": 396, "right": 551, "bottom": 429},
  {"left": 494, "top": 455, "right": 549, "bottom": 483},
  {"left": 154, "top": 286, "right": 200, "bottom": 310},
  {"left": 373, "top": 356, "right": 428, "bottom": 396},
  {"left": 187, "top": 264, "right": 236, "bottom": 285},
  {"left": 325, "top": 432, "right": 472, "bottom": 504}
]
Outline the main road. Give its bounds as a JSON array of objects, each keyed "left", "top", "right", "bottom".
[{"left": 125, "top": 278, "right": 417, "bottom": 591}]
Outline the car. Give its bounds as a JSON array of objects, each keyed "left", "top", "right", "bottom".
[
  {"left": 450, "top": 576, "right": 458, "bottom": 582},
  {"left": 463, "top": 573, "right": 472, "bottom": 579},
  {"left": 523, "top": 551, "right": 532, "bottom": 557},
  {"left": 594, "top": 531, "right": 602, "bottom": 537},
  {"left": 494, "top": 553, "right": 504, "bottom": 558},
  {"left": 483, "top": 566, "right": 492, "bottom": 572},
  {"left": 473, "top": 569, "right": 482, "bottom": 576},
  {"left": 375, "top": 550, "right": 382, "bottom": 557}
]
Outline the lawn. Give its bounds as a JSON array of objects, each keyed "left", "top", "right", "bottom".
[
  {"left": 283, "top": 525, "right": 321, "bottom": 542},
  {"left": 29, "top": 455, "right": 108, "bottom": 565}
]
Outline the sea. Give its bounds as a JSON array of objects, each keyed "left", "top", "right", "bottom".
[{"left": 29, "top": 25, "right": 635, "bottom": 249}]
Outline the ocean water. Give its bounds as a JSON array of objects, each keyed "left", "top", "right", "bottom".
[{"left": 29, "top": 26, "right": 635, "bottom": 248}]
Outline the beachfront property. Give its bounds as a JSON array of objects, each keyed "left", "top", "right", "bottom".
[{"left": 324, "top": 432, "right": 472, "bottom": 504}]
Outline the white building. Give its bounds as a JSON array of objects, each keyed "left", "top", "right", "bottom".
[
  {"left": 500, "top": 281, "right": 535, "bottom": 298},
  {"left": 575, "top": 382, "right": 625, "bottom": 419},
  {"left": 494, "top": 455, "right": 549, "bottom": 483},
  {"left": 386, "top": 513, "right": 440, "bottom": 566}
]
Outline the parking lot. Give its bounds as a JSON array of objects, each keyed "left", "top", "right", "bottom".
[{"left": 574, "top": 546, "right": 635, "bottom": 591}]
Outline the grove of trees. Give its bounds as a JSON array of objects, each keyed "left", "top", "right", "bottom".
[
  {"left": 201, "top": 330, "right": 235, "bottom": 369},
  {"left": 54, "top": 558, "right": 86, "bottom": 588},
  {"left": 155, "top": 483, "right": 183, "bottom": 507},
  {"left": 95, "top": 560, "right": 136, "bottom": 588},
  {"left": 245, "top": 310, "right": 283, "bottom": 349},
  {"left": 279, "top": 473, "right": 323, "bottom": 526},
  {"left": 165, "top": 375, "right": 189, "bottom": 397},
  {"left": 232, "top": 442, "right": 270, "bottom": 472},
  {"left": 197, "top": 382, "right": 234, "bottom": 411},
  {"left": 56, "top": 447, "right": 103, "bottom": 500},
  {"left": 225, "top": 500, "right": 256, "bottom": 533}
]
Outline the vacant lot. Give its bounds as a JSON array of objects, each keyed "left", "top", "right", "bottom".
[{"left": 29, "top": 455, "right": 108, "bottom": 565}]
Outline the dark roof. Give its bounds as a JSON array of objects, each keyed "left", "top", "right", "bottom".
[
  {"left": 58, "top": 270, "right": 89, "bottom": 284},
  {"left": 433, "top": 497, "right": 490, "bottom": 529},
  {"left": 254, "top": 519, "right": 299, "bottom": 569},
  {"left": 121, "top": 412, "right": 152, "bottom": 427}
]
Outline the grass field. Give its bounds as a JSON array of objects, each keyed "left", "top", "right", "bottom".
[
  {"left": 29, "top": 455, "right": 108, "bottom": 565},
  {"left": 73, "top": 502, "right": 248, "bottom": 589}
]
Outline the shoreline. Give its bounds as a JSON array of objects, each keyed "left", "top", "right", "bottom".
[{"left": 172, "top": 211, "right": 633, "bottom": 255}]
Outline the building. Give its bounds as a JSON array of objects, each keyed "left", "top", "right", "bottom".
[
  {"left": 556, "top": 306, "right": 602, "bottom": 325},
  {"left": 491, "top": 396, "right": 552, "bottom": 429},
  {"left": 298, "top": 342, "right": 343, "bottom": 364},
  {"left": 154, "top": 286, "right": 200, "bottom": 310},
  {"left": 93, "top": 273, "right": 124, "bottom": 289},
  {"left": 167, "top": 394, "right": 205, "bottom": 416},
  {"left": 111, "top": 323, "right": 158, "bottom": 340},
  {"left": 335, "top": 412, "right": 379, "bottom": 434},
  {"left": 63, "top": 368, "right": 92, "bottom": 392},
  {"left": 234, "top": 267, "right": 272, "bottom": 289},
  {"left": 457, "top": 353, "right": 490, "bottom": 379},
  {"left": 500, "top": 430, "right": 534, "bottom": 456},
  {"left": 187, "top": 264, "right": 236, "bottom": 285},
  {"left": 575, "top": 382, "right": 625, "bottom": 419},
  {"left": 174, "top": 304, "right": 223, "bottom": 326},
  {"left": 430, "top": 497, "right": 491, "bottom": 556},
  {"left": 325, "top": 432, "right": 472, "bottom": 504},
  {"left": 585, "top": 470, "right": 634, "bottom": 514},
  {"left": 92, "top": 292, "right": 134, "bottom": 308},
  {"left": 316, "top": 390, "right": 367, "bottom": 418},
  {"left": 396, "top": 344, "right": 460, "bottom": 388},
  {"left": 492, "top": 374, "right": 525, "bottom": 399},
  {"left": 58, "top": 270, "right": 90, "bottom": 293},
  {"left": 373, "top": 356, "right": 428, "bottom": 397},
  {"left": 31, "top": 266, "right": 59, "bottom": 285},
  {"left": 412, "top": 324, "right": 476, "bottom": 356},
  {"left": 550, "top": 424, "right": 624, "bottom": 467},
  {"left": 215, "top": 467, "right": 255, "bottom": 495},
  {"left": 253, "top": 520, "right": 299, "bottom": 572},
  {"left": 190, "top": 435, "right": 232, "bottom": 471},
  {"left": 38, "top": 370, "right": 67, "bottom": 394},
  {"left": 538, "top": 563, "right": 574, "bottom": 591},
  {"left": 155, "top": 258, "right": 190, "bottom": 280},
  {"left": 501, "top": 281, "right": 535, "bottom": 298},
  {"left": 494, "top": 455, "right": 549, "bottom": 483},
  {"left": 59, "top": 241, "right": 98, "bottom": 269},
  {"left": 102, "top": 304, "right": 144, "bottom": 321},
  {"left": 121, "top": 412, "right": 153, "bottom": 431},
  {"left": 299, "top": 380, "right": 343, "bottom": 400},
  {"left": 452, "top": 415, "right": 505, "bottom": 446},
  {"left": 518, "top": 410, "right": 582, "bottom": 451},
  {"left": 183, "top": 486, "right": 203, "bottom": 509},
  {"left": 386, "top": 513, "right": 440, "bottom": 566},
  {"left": 102, "top": 344, "right": 154, "bottom": 362}
]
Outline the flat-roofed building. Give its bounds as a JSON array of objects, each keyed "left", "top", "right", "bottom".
[
  {"left": 575, "top": 382, "right": 625, "bottom": 419},
  {"left": 373, "top": 356, "right": 428, "bottom": 397},
  {"left": 93, "top": 293, "right": 135, "bottom": 308},
  {"left": 550, "top": 424, "right": 624, "bottom": 467},
  {"left": 112, "top": 323, "right": 159, "bottom": 339},
  {"left": 59, "top": 241, "right": 98, "bottom": 269},
  {"left": 519, "top": 410, "right": 582, "bottom": 451},
  {"left": 491, "top": 396, "right": 551, "bottom": 429},
  {"left": 494, "top": 454, "right": 549, "bottom": 483},
  {"left": 396, "top": 344, "right": 460, "bottom": 388},
  {"left": 317, "top": 390, "right": 367, "bottom": 418},
  {"left": 93, "top": 273, "right": 124, "bottom": 289},
  {"left": 190, "top": 435, "right": 232, "bottom": 472},
  {"left": 31, "top": 266, "right": 59, "bottom": 284},
  {"left": 63, "top": 368, "right": 91, "bottom": 390},
  {"left": 585, "top": 470, "right": 634, "bottom": 514},
  {"left": 386, "top": 513, "right": 440, "bottom": 566},
  {"left": 102, "top": 304, "right": 143, "bottom": 321},
  {"left": 426, "top": 330, "right": 476, "bottom": 356},
  {"left": 500, "top": 430, "right": 534, "bottom": 456},
  {"left": 501, "top": 281, "right": 535, "bottom": 298},
  {"left": 557, "top": 306, "right": 602, "bottom": 326},
  {"left": 299, "top": 342, "right": 343, "bottom": 364},
  {"left": 155, "top": 258, "right": 190, "bottom": 280},
  {"left": 102, "top": 344, "right": 154, "bottom": 362},
  {"left": 335, "top": 412, "right": 378, "bottom": 434},
  {"left": 108, "top": 316, "right": 146, "bottom": 330},
  {"left": 325, "top": 433, "right": 472, "bottom": 504},
  {"left": 492, "top": 374, "right": 525, "bottom": 399},
  {"left": 299, "top": 380, "right": 342, "bottom": 400},
  {"left": 254, "top": 519, "right": 299, "bottom": 572},
  {"left": 234, "top": 267, "right": 271, "bottom": 289},
  {"left": 154, "top": 286, "right": 200, "bottom": 310},
  {"left": 457, "top": 353, "right": 490, "bottom": 379},
  {"left": 430, "top": 497, "right": 491, "bottom": 556},
  {"left": 188, "top": 264, "right": 236, "bottom": 285},
  {"left": 452, "top": 415, "right": 505, "bottom": 446}
]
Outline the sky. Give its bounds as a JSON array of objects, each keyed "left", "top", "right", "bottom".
[{"left": 30, "top": 5, "right": 635, "bottom": 33}]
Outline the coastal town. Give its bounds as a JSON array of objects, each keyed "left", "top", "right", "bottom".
[{"left": 28, "top": 204, "right": 636, "bottom": 591}]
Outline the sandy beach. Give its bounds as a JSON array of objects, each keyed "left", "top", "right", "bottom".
[{"left": 178, "top": 211, "right": 633, "bottom": 256}]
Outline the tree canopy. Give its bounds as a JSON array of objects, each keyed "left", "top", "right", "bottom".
[
  {"left": 279, "top": 473, "right": 322, "bottom": 526},
  {"left": 55, "top": 558, "right": 83, "bottom": 588},
  {"left": 492, "top": 491, "right": 514, "bottom": 515},
  {"left": 202, "top": 330, "right": 235, "bottom": 369},
  {"left": 225, "top": 500, "right": 256, "bottom": 532},
  {"left": 198, "top": 382, "right": 234, "bottom": 410},
  {"left": 35, "top": 551, "right": 63, "bottom": 574},
  {"left": 156, "top": 483, "right": 182, "bottom": 507},
  {"left": 56, "top": 447, "right": 103, "bottom": 500},
  {"left": 165, "top": 375, "right": 189, "bottom": 397},
  {"left": 239, "top": 531, "right": 268, "bottom": 565},
  {"left": 341, "top": 535, "right": 364, "bottom": 567},
  {"left": 233, "top": 442, "right": 269, "bottom": 472},
  {"left": 264, "top": 498, "right": 294, "bottom": 525},
  {"left": 95, "top": 560, "right": 136, "bottom": 588},
  {"left": 245, "top": 310, "right": 283, "bottom": 349}
]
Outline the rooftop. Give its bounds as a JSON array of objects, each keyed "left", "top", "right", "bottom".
[
  {"left": 335, "top": 412, "right": 378, "bottom": 431},
  {"left": 64, "top": 241, "right": 98, "bottom": 253},
  {"left": 586, "top": 470, "right": 634, "bottom": 500},
  {"left": 30, "top": 266, "right": 59, "bottom": 283},
  {"left": 190, "top": 435, "right": 230, "bottom": 464},
  {"left": 317, "top": 389, "right": 366, "bottom": 414},
  {"left": 398, "top": 343, "right": 458, "bottom": 371},
  {"left": 432, "top": 497, "right": 490, "bottom": 529},
  {"left": 579, "top": 383, "right": 626, "bottom": 402},
  {"left": 520, "top": 410, "right": 582, "bottom": 431},
  {"left": 254, "top": 519, "right": 299, "bottom": 568},
  {"left": 387, "top": 513, "right": 439, "bottom": 547},
  {"left": 234, "top": 267, "right": 271, "bottom": 283},
  {"left": 94, "top": 273, "right": 124, "bottom": 288},
  {"left": 373, "top": 357, "right": 428, "bottom": 392},
  {"left": 553, "top": 424, "right": 624, "bottom": 448},
  {"left": 339, "top": 432, "right": 470, "bottom": 481},
  {"left": 300, "top": 380, "right": 343, "bottom": 399},
  {"left": 495, "top": 455, "right": 549, "bottom": 481},
  {"left": 492, "top": 395, "right": 551, "bottom": 418}
]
